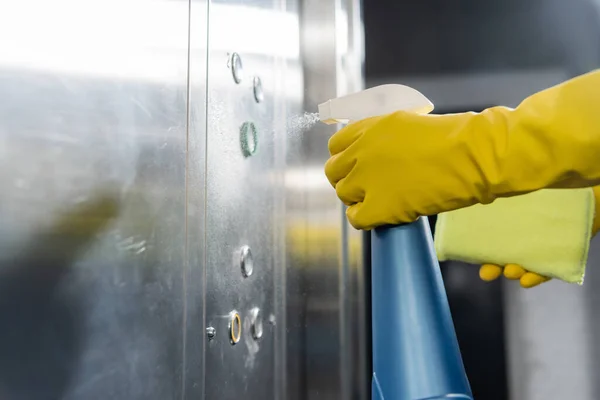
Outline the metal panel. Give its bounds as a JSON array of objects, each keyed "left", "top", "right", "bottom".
[
  {"left": 0, "top": 0, "right": 366, "bottom": 398},
  {"left": 203, "top": 1, "right": 294, "bottom": 398},
  {"left": 0, "top": 1, "right": 205, "bottom": 399},
  {"left": 300, "top": 0, "right": 347, "bottom": 395},
  {"left": 202, "top": 0, "right": 366, "bottom": 398},
  {"left": 188, "top": 0, "right": 210, "bottom": 397},
  {"left": 337, "top": 1, "right": 368, "bottom": 399},
  {"left": 286, "top": 0, "right": 367, "bottom": 399}
]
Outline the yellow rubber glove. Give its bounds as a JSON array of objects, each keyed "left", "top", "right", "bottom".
[
  {"left": 479, "top": 185, "right": 600, "bottom": 288},
  {"left": 325, "top": 70, "right": 600, "bottom": 230}
]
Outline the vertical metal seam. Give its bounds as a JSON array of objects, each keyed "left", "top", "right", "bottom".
[
  {"left": 273, "top": 1, "right": 288, "bottom": 398},
  {"left": 202, "top": 1, "right": 211, "bottom": 399},
  {"left": 182, "top": 0, "right": 193, "bottom": 398},
  {"left": 333, "top": 0, "right": 352, "bottom": 398},
  {"left": 353, "top": 2, "right": 369, "bottom": 396}
]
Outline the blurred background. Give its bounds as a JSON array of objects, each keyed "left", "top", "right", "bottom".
[{"left": 363, "top": 1, "right": 600, "bottom": 399}]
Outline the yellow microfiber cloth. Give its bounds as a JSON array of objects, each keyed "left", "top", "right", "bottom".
[{"left": 434, "top": 188, "right": 595, "bottom": 284}]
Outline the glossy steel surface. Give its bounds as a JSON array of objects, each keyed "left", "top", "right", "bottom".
[
  {"left": 286, "top": 0, "right": 367, "bottom": 398},
  {"left": 203, "top": 0, "right": 290, "bottom": 397},
  {"left": 0, "top": 0, "right": 205, "bottom": 399},
  {"left": 0, "top": 0, "right": 365, "bottom": 398}
]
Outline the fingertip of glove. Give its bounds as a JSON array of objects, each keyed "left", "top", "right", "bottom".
[
  {"left": 504, "top": 264, "right": 526, "bottom": 280},
  {"left": 323, "top": 156, "right": 336, "bottom": 186},
  {"left": 520, "top": 272, "right": 550, "bottom": 288},
  {"left": 346, "top": 203, "right": 377, "bottom": 231},
  {"left": 327, "top": 134, "right": 339, "bottom": 156},
  {"left": 327, "top": 120, "right": 362, "bottom": 156},
  {"left": 480, "top": 264, "right": 502, "bottom": 281},
  {"left": 324, "top": 154, "right": 345, "bottom": 187},
  {"left": 346, "top": 204, "right": 363, "bottom": 230}
]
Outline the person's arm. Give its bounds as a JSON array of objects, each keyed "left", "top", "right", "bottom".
[
  {"left": 325, "top": 70, "right": 600, "bottom": 230},
  {"left": 477, "top": 70, "right": 600, "bottom": 195}
]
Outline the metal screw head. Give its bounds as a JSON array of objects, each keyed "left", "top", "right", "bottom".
[
  {"left": 231, "top": 52, "right": 243, "bottom": 84},
  {"left": 240, "top": 245, "right": 254, "bottom": 277},
  {"left": 206, "top": 326, "right": 216, "bottom": 340},
  {"left": 253, "top": 76, "right": 264, "bottom": 103},
  {"left": 250, "top": 307, "right": 263, "bottom": 340}
]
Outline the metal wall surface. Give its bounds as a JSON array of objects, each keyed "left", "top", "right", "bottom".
[
  {"left": 0, "top": 0, "right": 204, "bottom": 399},
  {"left": 0, "top": 0, "right": 365, "bottom": 398},
  {"left": 203, "top": 0, "right": 290, "bottom": 398},
  {"left": 189, "top": 0, "right": 210, "bottom": 397},
  {"left": 287, "top": 0, "right": 367, "bottom": 398},
  {"left": 202, "top": 0, "right": 366, "bottom": 398}
]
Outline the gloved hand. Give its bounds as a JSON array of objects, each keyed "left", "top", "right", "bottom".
[
  {"left": 325, "top": 70, "right": 600, "bottom": 230},
  {"left": 478, "top": 185, "right": 600, "bottom": 288}
]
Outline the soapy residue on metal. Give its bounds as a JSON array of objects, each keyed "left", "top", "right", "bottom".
[
  {"left": 287, "top": 112, "right": 320, "bottom": 135},
  {"left": 244, "top": 312, "right": 260, "bottom": 370}
]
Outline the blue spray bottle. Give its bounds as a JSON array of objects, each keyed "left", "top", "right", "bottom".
[{"left": 319, "top": 85, "right": 473, "bottom": 400}]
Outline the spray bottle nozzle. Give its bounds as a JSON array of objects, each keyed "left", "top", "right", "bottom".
[{"left": 317, "top": 84, "right": 434, "bottom": 125}]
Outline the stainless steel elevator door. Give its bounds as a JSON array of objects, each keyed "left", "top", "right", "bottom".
[{"left": 0, "top": 1, "right": 205, "bottom": 398}]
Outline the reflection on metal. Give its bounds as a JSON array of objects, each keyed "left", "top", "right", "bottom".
[
  {"left": 231, "top": 52, "right": 244, "bottom": 83},
  {"left": 294, "top": 0, "right": 367, "bottom": 399},
  {"left": 229, "top": 312, "right": 242, "bottom": 345},
  {"left": 0, "top": 0, "right": 204, "bottom": 398},
  {"left": 206, "top": 326, "right": 216, "bottom": 340},
  {"left": 204, "top": 0, "right": 283, "bottom": 396},
  {"left": 253, "top": 76, "right": 264, "bottom": 103},
  {"left": 240, "top": 245, "right": 254, "bottom": 277},
  {"left": 0, "top": 0, "right": 365, "bottom": 398},
  {"left": 250, "top": 307, "right": 264, "bottom": 340},
  {"left": 239, "top": 121, "right": 258, "bottom": 157}
]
